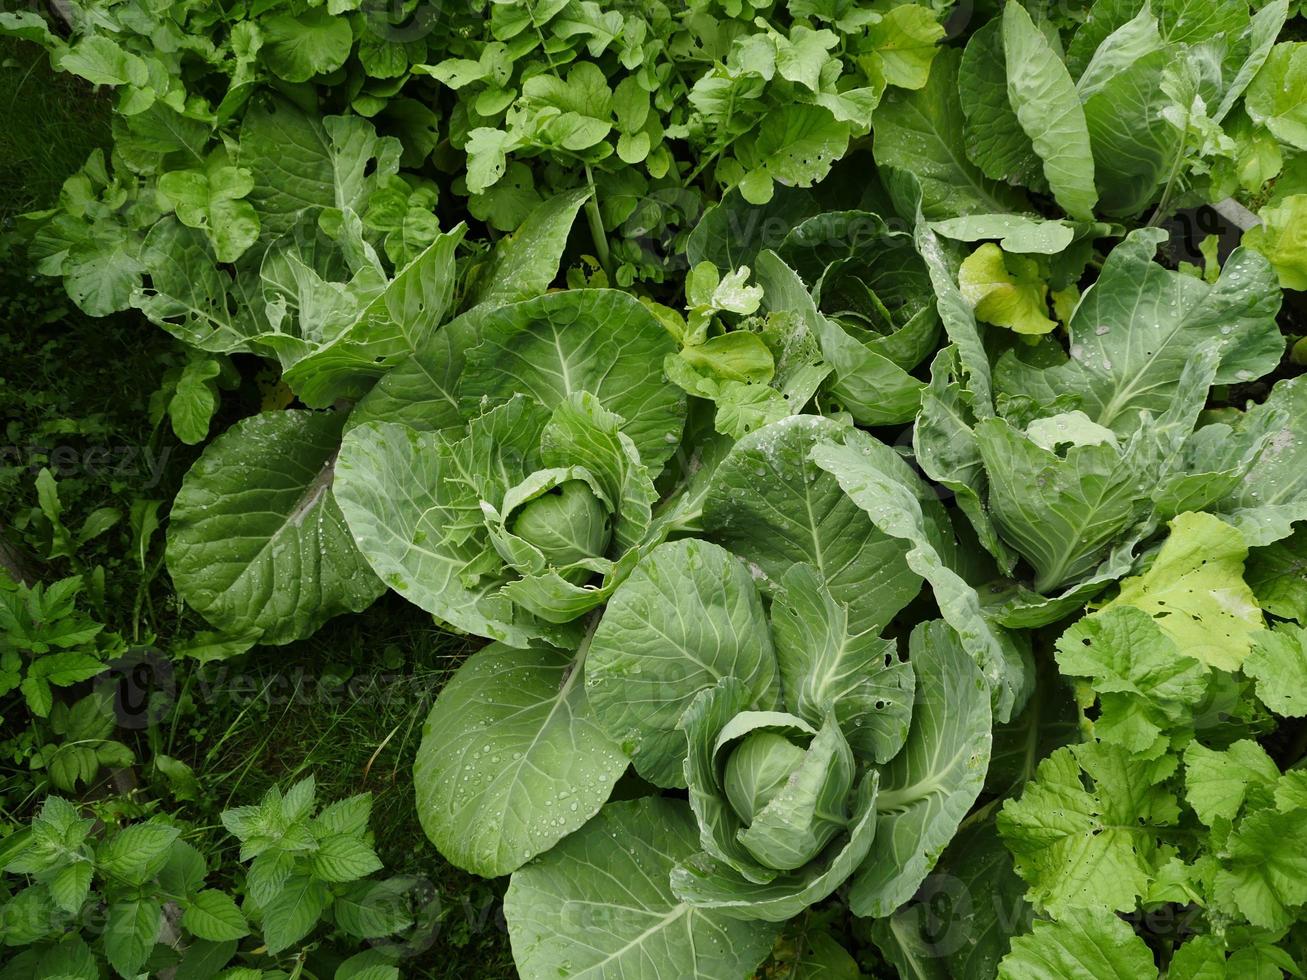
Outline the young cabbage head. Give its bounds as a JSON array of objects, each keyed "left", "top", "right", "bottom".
[
  {"left": 509, "top": 479, "right": 612, "bottom": 567},
  {"left": 712, "top": 713, "right": 855, "bottom": 872}
]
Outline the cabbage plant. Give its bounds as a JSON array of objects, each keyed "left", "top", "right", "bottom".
[
  {"left": 501, "top": 538, "right": 991, "bottom": 977},
  {"left": 334, "top": 287, "right": 685, "bottom": 647},
  {"left": 162, "top": 189, "right": 594, "bottom": 645},
  {"left": 908, "top": 224, "right": 1289, "bottom": 626},
  {"left": 665, "top": 195, "right": 942, "bottom": 438}
]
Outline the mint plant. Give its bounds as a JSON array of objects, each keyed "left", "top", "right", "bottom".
[
  {"left": 0, "top": 573, "right": 122, "bottom": 717},
  {"left": 1, "top": 782, "right": 410, "bottom": 979},
  {"left": 219, "top": 776, "right": 395, "bottom": 957}
]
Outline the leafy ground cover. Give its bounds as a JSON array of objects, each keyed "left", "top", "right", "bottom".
[{"left": 3, "top": 0, "right": 1307, "bottom": 978}]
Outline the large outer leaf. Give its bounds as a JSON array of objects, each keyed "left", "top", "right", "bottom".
[
  {"left": 586, "top": 539, "right": 779, "bottom": 788},
  {"left": 1075, "top": 6, "right": 1164, "bottom": 103},
  {"left": 335, "top": 400, "right": 572, "bottom": 648},
  {"left": 1065, "top": 0, "right": 1149, "bottom": 77},
  {"left": 810, "top": 430, "right": 1030, "bottom": 722},
  {"left": 166, "top": 410, "right": 382, "bottom": 644},
  {"left": 771, "top": 565, "right": 914, "bottom": 765},
  {"left": 703, "top": 415, "right": 921, "bottom": 639},
  {"left": 504, "top": 797, "right": 777, "bottom": 980},
  {"left": 872, "top": 48, "right": 1026, "bottom": 220},
  {"left": 1082, "top": 49, "right": 1172, "bottom": 217},
  {"left": 239, "top": 100, "right": 398, "bottom": 240},
  {"left": 133, "top": 219, "right": 261, "bottom": 354},
  {"left": 872, "top": 818, "right": 1032, "bottom": 980},
  {"left": 276, "top": 225, "right": 465, "bottom": 408},
  {"left": 995, "top": 230, "right": 1284, "bottom": 433},
  {"left": 847, "top": 620, "right": 993, "bottom": 917},
  {"left": 413, "top": 641, "right": 627, "bottom": 877},
  {"left": 1001, "top": 2, "right": 1098, "bottom": 220},
  {"left": 1215, "top": 377, "right": 1307, "bottom": 545},
  {"left": 349, "top": 190, "right": 591, "bottom": 432},
  {"left": 345, "top": 310, "right": 478, "bottom": 433},
  {"left": 1214, "top": 3, "right": 1289, "bottom": 123},
  {"left": 959, "top": 21, "right": 1044, "bottom": 190},
  {"left": 459, "top": 289, "right": 686, "bottom": 471}
]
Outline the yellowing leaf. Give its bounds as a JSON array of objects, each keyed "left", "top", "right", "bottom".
[
  {"left": 861, "top": 6, "right": 945, "bottom": 91},
  {"left": 1243, "top": 194, "right": 1307, "bottom": 292},
  {"left": 1106, "top": 512, "right": 1265, "bottom": 671},
  {"left": 958, "top": 243, "right": 1056, "bottom": 335},
  {"left": 1245, "top": 622, "right": 1307, "bottom": 717}
]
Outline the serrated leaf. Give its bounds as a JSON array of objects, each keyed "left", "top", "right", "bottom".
[
  {"left": 183, "top": 890, "right": 250, "bottom": 942},
  {"left": 1244, "top": 622, "right": 1307, "bottom": 717},
  {"left": 97, "top": 823, "right": 181, "bottom": 886},
  {"left": 48, "top": 860, "right": 93, "bottom": 914},
  {"left": 334, "top": 878, "right": 415, "bottom": 939},
  {"left": 260, "top": 875, "right": 329, "bottom": 954},
  {"left": 1105, "top": 512, "right": 1264, "bottom": 672},
  {"left": 104, "top": 899, "right": 162, "bottom": 977},
  {"left": 1184, "top": 740, "right": 1278, "bottom": 826},
  {"left": 998, "top": 909, "right": 1156, "bottom": 979},
  {"left": 309, "top": 835, "right": 383, "bottom": 883}
]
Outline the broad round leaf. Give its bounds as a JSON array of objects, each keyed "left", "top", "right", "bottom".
[
  {"left": 166, "top": 410, "right": 383, "bottom": 644},
  {"left": 505, "top": 797, "right": 777, "bottom": 980},
  {"left": 459, "top": 289, "right": 686, "bottom": 470},
  {"left": 587, "top": 539, "right": 779, "bottom": 788},
  {"left": 704, "top": 415, "right": 921, "bottom": 638},
  {"left": 262, "top": 9, "right": 353, "bottom": 83},
  {"left": 347, "top": 190, "right": 591, "bottom": 433},
  {"left": 414, "top": 642, "right": 628, "bottom": 877}
]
